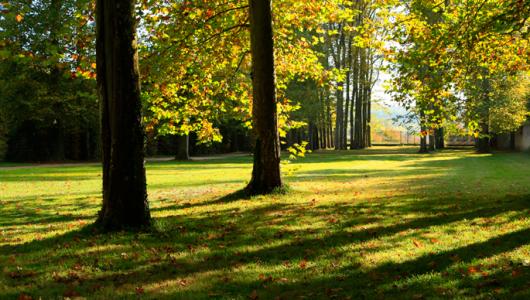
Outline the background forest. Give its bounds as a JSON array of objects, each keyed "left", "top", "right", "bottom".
[{"left": 2, "top": 0, "right": 527, "bottom": 163}]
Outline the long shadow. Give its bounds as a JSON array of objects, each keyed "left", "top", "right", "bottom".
[
  {"left": 2, "top": 148, "right": 530, "bottom": 299},
  {"left": 3, "top": 189, "right": 529, "bottom": 299}
]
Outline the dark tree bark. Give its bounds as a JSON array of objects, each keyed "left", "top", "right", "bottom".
[
  {"left": 353, "top": 48, "right": 365, "bottom": 149},
  {"left": 96, "top": 0, "right": 151, "bottom": 230},
  {"left": 435, "top": 127, "right": 445, "bottom": 149},
  {"left": 246, "top": 0, "right": 282, "bottom": 195},
  {"left": 419, "top": 135, "right": 428, "bottom": 153},
  {"left": 476, "top": 123, "right": 491, "bottom": 153},
  {"left": 175, "top": 134, "right": 190, "bottom": 160}
]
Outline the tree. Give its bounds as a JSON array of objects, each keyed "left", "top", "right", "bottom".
[
  {"left": 388, "top": 0, "right": 530, "bottom": 153},
  {"left": 174, "top": 134, "right": 190, "bottom": 161},
  {"left": 0, "top": 0, "right": 99, "bottom": 162},
  {"left": 245, "top": 0, "right": 282, "bottom": 195},
  {"left": 95, "top": 0, "right": 151, "bottom": 229}
]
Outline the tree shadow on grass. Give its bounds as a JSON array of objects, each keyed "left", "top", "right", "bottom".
[
  {"left": 2, "top": 149, "right": 530, "bottom": 299},
  {"left": 2, "top": 190, "right": 529, "bottom": 299}
]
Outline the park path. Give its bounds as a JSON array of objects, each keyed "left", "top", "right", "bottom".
[{"left": 0, "top": 152, "right": 250, "bottom": 171}]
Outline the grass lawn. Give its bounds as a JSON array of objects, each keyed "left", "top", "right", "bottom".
[{"left": 1, "top": 146, "right": 529, "bottom": 299}]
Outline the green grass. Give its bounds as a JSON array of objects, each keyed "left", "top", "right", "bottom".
[{"left": 1, "top": 146, "right": 529, "bottom": 299}]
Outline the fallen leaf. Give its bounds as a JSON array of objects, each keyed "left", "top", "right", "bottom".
[
  {"left": 17, "top": 294, "right": 32, "bottom": 300},
  {"left": 299, "top": 259, "right": 308, "bottom": 269},
  {"left": 135, "top": 286, "right": 144, "bottom": 294},
  {"left": 63, "top": 289, "right": 80, "bottom": 298},
  {"left": 178, "top": 279, "right": 187, "bottom": 286},
  {"left": 413, "top": 240, "right": 423, "bottom": 248}
]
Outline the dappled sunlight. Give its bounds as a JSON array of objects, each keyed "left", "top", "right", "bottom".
[{"left": 1, "top": 147, "right": 530, "bottom": 298}]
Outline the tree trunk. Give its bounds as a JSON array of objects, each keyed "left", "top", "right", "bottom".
[
  {"left": 435, "top": 128, "right": 445, "bottom": 149},
  {"left": 326, "top": 92, "right": 334, "bottom": 148},
  {"left": 175, "top": 134, "right": 190, "bottom": 160},
  {"left": 350, "top": 47, "right": 358, "bottom": 149},
  {"left": 96, "top": 0, "right": 150, "bottom": 230},
  {"left": 476, "top": 123, "right": 491, "bottom": 153},
  {"left": 246, "top": 0, "right": 282, "bottom": 195},
  {"left": 428, "top": 131, "right": 436, "bottom": 151},
  {"left": 419, "top": 135, "right": 428, "bottom": 153},
  {"left": 363, "top": 85, "right": 371, "bottom": 147},
  {"left": 341, "top": 37, "right": 351, "bottom": 150},
  {"left": 333, "top": 32, "right": 345, "bottom": 150},
  {"left": 353, "top": 48, "right": 365, "bottom": 149},
  {"left": 419, "top": 111, "right": 429, "bottom": 153}
]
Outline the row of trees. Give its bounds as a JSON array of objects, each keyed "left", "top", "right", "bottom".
[
  {"left": 94, "top": 0, "right": 529, "bottom": 228},
  {"left": 389, "top": 0, "right": 530, "bottom": 153},
  {"left": 282, "top": 0, "right": 382, "bottom": 151},
  {"left": 2, "top": 0, "right": 529, "bottom": 229}
]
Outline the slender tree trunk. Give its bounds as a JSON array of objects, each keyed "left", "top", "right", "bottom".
[
  {"left": 343, "top": 44, "right": 351, "bottom": 149},
  {"left": 96, "top": 0, "right": 150, "bottom": 230},
  {"left": 246, "top": 0, "right": 282, "bottom": 195},
  {"left": 363, "top": 85, "right": 370, "bottom": 147},
  {"left": 350, "top": 47, "right": 358, "bottom": 149},
  {"left": 175, "top": 134, "right": 190, "bottom": 160},
  {"left": 334, "top": 29, "right": 345, "bottom": 150},
  {"left": 419, "top": 111, "right": 429, "bottom": 153},
  {"left": 353, "top": 48, "right": 365, "bottom": 149},
  {"left": 366, "top": 47, "right": 375, "bottom": 148},
  {"left": 366, "top": 87, "right": 372, "bottom": 147},
  {"left": 343, "top": 78, "right": 350, "bottom": 149},
  {"left": 326, "top": 92, "right": 334, "bottom": 148}
]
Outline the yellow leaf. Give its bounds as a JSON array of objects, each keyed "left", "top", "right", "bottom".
[{"left": 16, "top": 14, "right": 23, "bottom": 22}]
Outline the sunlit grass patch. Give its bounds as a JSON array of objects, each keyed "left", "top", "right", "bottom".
[{"left": 1, "top": 147, "right": 529, "bottom": 299}]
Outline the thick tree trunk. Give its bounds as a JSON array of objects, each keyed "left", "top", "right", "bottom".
[
  {"left": 419, "top": 135, "right": 428, "bottom": 153},
  {"left": 175, "top": 134, "right": 190, "bottom": 160},
  {"left": 246, "top": 0, "right": 282, "bottom": 195},
  {"left": 428, "top": 131, "right": 436, "bottom": 151},
  {"left": 476, "top": 123, "right": 491, "bottom": 153},
  {"left": 435, "top": 127, "right": 445, "bottom": 149},
  {"left": 96, "top": 0, "right": 150, "bottom": 230}
]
